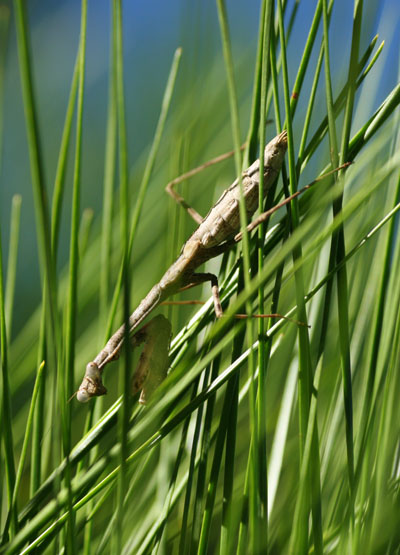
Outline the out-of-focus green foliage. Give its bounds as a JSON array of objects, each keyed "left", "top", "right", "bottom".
[{"left": 1, "top": 1, "right": 400, "bottom": 553}]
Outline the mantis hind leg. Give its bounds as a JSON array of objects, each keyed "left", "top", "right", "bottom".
[
  {"left": 178, "top": 273, "right": 308, "bottom": 328},
  {"left": 165, "top": 144, "right": 246, "bottom": 224},
  {"left": 180, "top": 272, "right": 223, "bottom": 318},
  {"left": 131, "top": 314, "right": 172, "bottom": 404}
]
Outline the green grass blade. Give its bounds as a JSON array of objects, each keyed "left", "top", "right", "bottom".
[
  {"left": 30, "top": 47, "right": 80, "bottom": 497},
  {"left": 51, "top": 53, "right": 80, "bottom": 255},
  {"left": 13, "top": 0, "right": 59, "bottom": 354},
  {"left": 0, "top": 215, "right": 17, "bottom": 537},
  {"left": 215, "top": 2, "right": 261, "bottom": 550},
  {"left": 1, "top": 362, "right": 45, "bottom": 541},
  {"left": 322, "top": 3, "right": 355, "bottom": 543},
  {"left": 4, "top": 195, "right": 22, "bottom": 337},
  {"left": 113, "top": 1, "right": 131, "bottom": 552},
  {"left": 61, "top": 1, "right": 88, "bottom": 551},
  {"left": 277, "top": 0, "right": 315, "bottom": 550},
  {"left": 255, "top": 2, "right": 273, "bottom": 550}
]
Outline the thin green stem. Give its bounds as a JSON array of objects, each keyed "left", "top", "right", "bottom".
[
  {"left": 1, "top": 362, "right": 45, "bottom": 541},
  {"left": 14, "top": 0, "right": 62, "bottom": 500},
  {"left": 215, "top": 2, "right": 260, "bottom": 551},
  {"left": 4, "top": 195, "right": 22, "bottom": 336},
  {"left": 322, "top": 1, "right": 355, "bottom": 541},
  {"left": 62, "top": 1, "right": 88, "bottom": 551},
  {"left": 277, "top": 0, "right": 316, "bottom": 550},
  {"left": 0, "top": 217, "right": 17, "bottom": 537},
  {"left": 113, "top": 0, "right": 130, "bottom": 552},
  {"left": 13, "top": 0, "right": 59, "bottom": 373},
  {"left": 31, "top": 48, "right": 80, "bottom": 497},
  {"left": 256, "top": 2, "right": 273, "bottom": 552}
]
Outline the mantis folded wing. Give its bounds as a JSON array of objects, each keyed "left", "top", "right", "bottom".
[
  {"left": 131, "top": 314, "right": 172, "bottom": 405},
  {"left": 77, "top": 131, "right": 288, "bottom": 403}
]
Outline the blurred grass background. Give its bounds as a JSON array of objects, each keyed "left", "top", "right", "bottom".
[{"left": 1, "top": 0, "right": 400, "bottom": 553}]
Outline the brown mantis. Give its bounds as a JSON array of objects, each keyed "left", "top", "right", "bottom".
[{"left": 77, "top": 130, "right": 290, "bottom": 402}]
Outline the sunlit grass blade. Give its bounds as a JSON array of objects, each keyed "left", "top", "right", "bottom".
[
  {"left": 277, "top": 0, "right": 316, "bottom": 550},
  {"left": 0, "top": 212, "right": 17, "bottom": 538},
  {"left": 1, "top": 361, "right": 45, "bottom": 541},
  {"left": 13, "top": 0, "right": 59, "bottom": 359},
  {"left": 4, "top": 195, "right": 21, "bottom": 337}
]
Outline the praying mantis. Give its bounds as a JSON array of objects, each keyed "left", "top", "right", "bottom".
[{"left": 77, "top": 131, "right": 290, "bottom": 403}]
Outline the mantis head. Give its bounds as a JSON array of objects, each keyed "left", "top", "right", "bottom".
[{"left": 77, "top": 362, "right": 107, "bottom": 402}]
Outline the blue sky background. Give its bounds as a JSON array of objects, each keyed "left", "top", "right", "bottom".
[{"left": 1, "top": 0, "right": 399, "bottom": 327}]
